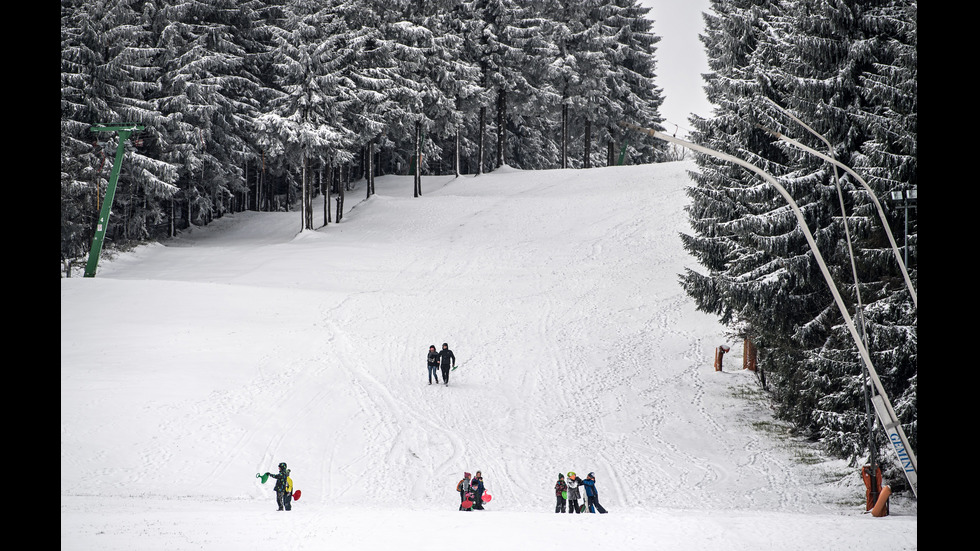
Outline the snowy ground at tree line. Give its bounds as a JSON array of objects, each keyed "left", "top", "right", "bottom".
[{"left": 61, "top": 159, "right": 916, "bottom": 550}]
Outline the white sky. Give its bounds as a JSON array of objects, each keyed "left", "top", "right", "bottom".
[{"left": 640, "top": 0, "right": 713, "bottom": 136}]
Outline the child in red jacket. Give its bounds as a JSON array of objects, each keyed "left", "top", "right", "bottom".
[{"left": 555, "top": 473, "right": 567, "bottom": 513}]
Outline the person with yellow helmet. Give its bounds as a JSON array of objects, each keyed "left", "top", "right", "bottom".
[
  {"left": 264, "top": 462, "right": 294, "bottom": 511},
  {"left": 565, "top": 472, "right": 584, "bottom": 514}
]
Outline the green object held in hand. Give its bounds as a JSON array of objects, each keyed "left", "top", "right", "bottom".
[{"left": 256, "top": 472, "right": 270, "bottom": 484}]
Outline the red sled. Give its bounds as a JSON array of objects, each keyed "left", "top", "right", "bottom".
[
  {"left": 461, "top": 500, "right": 473, "bottom": 509},
  {"left": 482, "top": 493, "right": 492, "bottom": 503},
  {"left": 293, "top": 490, "right": 301, "bottom": 501}
]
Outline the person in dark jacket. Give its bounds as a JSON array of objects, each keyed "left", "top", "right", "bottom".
[
  {"left": 264, "top": 462, "right": 293, "bottom": 511},
  {"left": 581, "top": 472, "right": 608, "bottom": 513},
  {"left": 427, "top": 345, "right": 441, "bottom": 384},
  {"left": 471, "top": 471, "right": 486, "bottom": 509},
  {"left": 439, "top": 343, "right": 455, "bottom": 385},
  {"left": 555, "top": 473, "right": 567, "bottom": 513}
]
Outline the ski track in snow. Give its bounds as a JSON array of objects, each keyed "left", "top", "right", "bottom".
[{"left": 61, "top": 161, "right": 916, "bottom": 549}]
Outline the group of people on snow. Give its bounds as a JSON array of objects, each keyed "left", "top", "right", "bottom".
[
  {"left": 555, "top": 472, "right": 607, "bottom": 514},
  {"left": 261, "top": 463, "right": 610, "bottom": 515},
  {"left": 268, "top": 338, "right": 614, "bottom": 516},
  {"left": 457, "top": 471, "right": 487, "bottom": 510},
  {"left": 427, "top": 343, "right": 455, "bottom": 385}
]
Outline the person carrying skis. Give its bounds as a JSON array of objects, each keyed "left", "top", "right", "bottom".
[
  {"left": 555, "top": 473, "right": 567, "bottom": 513},
  {"left": 439, "top": 343, "right": 456, "bottom": 385},
  {"left": 471, "top": 471, "right": 486, "bottom": 510},
  {"left": 457, "top": 472, "right": 472, "bottom": 510},
  {"left": 427, "top": 345, "right": 441, "bottom": 384},
  {"left": 264, "top": 462, "right": 293, "bottom": 511},
  {"left": 581, "top": 472, "right": 608, "bottom": 514},
  {"left": 565, "top": 472, "right": 583, "bottom": 514}
]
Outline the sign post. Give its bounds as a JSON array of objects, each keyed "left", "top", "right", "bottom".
[{"left": 84, "top": 124, "right": 145, "bottom": 278}]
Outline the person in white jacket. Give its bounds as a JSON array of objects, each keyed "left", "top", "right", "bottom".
[{"left": 565, "top": 472, "right": 583, "bottom": 514}]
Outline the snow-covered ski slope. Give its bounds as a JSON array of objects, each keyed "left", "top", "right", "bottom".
[{"left": 61, "top": 160, "right": 916, "bottom": 550}]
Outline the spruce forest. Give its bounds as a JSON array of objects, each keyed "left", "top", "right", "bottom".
[
  {"left": 61, "top": 0, "right": 917, "bottom": 491},
  {"left": 61, "top": 0, "right": 666, "bottom": 256}
]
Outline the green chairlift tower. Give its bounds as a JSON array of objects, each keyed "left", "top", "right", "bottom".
[{"left": 83, "top": 123, "right": 145, "bottom": 278}]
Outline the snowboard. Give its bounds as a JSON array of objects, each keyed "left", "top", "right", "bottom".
[
  {"left": 256, "top": 473, "right": 270, "bottom": 484},
  {"left": 293, "top": 490, "right": 301, "bottom": 501}
]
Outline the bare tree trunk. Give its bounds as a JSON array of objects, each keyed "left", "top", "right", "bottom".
[
  {"left": 365, "top": 145, "right": 371, "bottom": 199},
  {"left": 496, "top": 88, "right": 506, "bottom": 168},
  {"left": 583, "top": 118, "right": 592, "bottom": 169},
  {"left": 454, "top": 125, "right": 461, "bottom": 177},
  {"left": 301, "top": 154, "right": 312, "bottom": 231},
  {"left": 368, "top": 140, "right": 375, "bottom": 196},
  {"left": 561, "top": 103, "right": 568, "bottom": 169},
  {"left": 244, "top": 157, "right": 249, "bottom": 211},
  {"left": 322, "top": 162, "right": 330, "bottom": 228},
  {"left": 477, "top": 106, "right": 486, "bottom": 176},
  {"left": 335, "top": 163, "right": 344, "bottom": 223},
  {"left": 301, "top": 155, "right": 306, "bottom": 230},
  {"left": 414, "top": 121, "right": 422, "bottom": 197}
]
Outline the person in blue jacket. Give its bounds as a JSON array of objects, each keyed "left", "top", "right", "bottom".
[
  {"left": 471, "top": 471, "right": 486, "bottom": 509},
  {"left": 581, "top": 472, "right": 608, "bottom": 513},
  {"left": 427, "top": 345, "right": 441, "bottom": 384}
]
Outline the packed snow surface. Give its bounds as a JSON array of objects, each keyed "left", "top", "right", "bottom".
[{"left": 61, "top": 160, "right": 916, "bottom": 549}]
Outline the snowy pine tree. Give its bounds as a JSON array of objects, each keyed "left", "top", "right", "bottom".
[
  {"left": 421, "top": 1, "right": 484, "bottom": 177},
  {"left": 601, "top": 0, "right": 665, "bottom": 164},
  {"left": 256, "top": 0, "right": 348, "bottom": 229},
  {"left": 153, "top": 0, "right": 265, "bottom": 228},
  {"left": 683, "top": 0, "right": 916, "bottom": 486},
  {"left": 61, "top": 0, "right": 177, "bottom": 266}
]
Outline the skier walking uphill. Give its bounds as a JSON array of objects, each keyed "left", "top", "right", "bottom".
[
  {"left": 581, "top": 472, "right": 608, "bottom": 514},
  {"left": 439, "top": 343, "right": 455, "bottom": 385},
  {"left": 565, "top": 472, "right": 583, "bottom": 514},
  {"left": 264, "top": 462, "right": 294, "bottom": 511},
  {"left": 427, "top": 345, "right": 441, "bottom": 384},
  {"left": 555, "top": 473, "right": 567, "bottom": 513}
]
